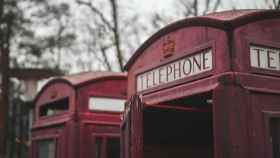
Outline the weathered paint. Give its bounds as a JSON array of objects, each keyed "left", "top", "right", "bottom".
[
  {"left": 123, "top": 10, "right": 280, "bottom": 158},
  {"left": 30, "top": 71, "right": 127, "bottom": 158}
]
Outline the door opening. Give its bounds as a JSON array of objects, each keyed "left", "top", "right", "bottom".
[
  {"left": 270, "top": 118, "right": 280, "bottom": 158},
  {"left": 143, "top": 92, "right": 213, "bottom": 158}
]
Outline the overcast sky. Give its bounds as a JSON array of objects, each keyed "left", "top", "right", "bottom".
[
  {"left": 35, "top": 0, "right": 274, "bottom": 90},
  {"left": 128, "top": 0, "right": 270, "bottom": 15},
  {"left": 37, "top": 0, "right": 273, "bottom": 74}
]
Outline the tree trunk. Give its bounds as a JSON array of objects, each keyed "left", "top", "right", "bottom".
[
  {"left": 0, "top": 11, "right": 12, "bottom": 158},
  {"left": 110, "top": 0, "right": 124, "bottom": 71}
]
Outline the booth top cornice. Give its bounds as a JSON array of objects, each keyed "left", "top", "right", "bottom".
[
  {"left": 59, "top": 71, "right": 126, "bottom": 87},
  {"left": 41, "top": 71, "right": 126, "bottom": 88},
  {"left": 34, "top": 71, "right": 127, "bottom": 103},
  {"left": 124, "top": 9, "right": 280, "bottom": 70}
]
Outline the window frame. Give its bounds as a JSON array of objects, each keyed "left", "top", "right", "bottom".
[
  {"left": 35, "top": 138, "right": 58, "bottom": 158},
  {"left": 38, "top": 97, "right": 70, "bottom": 118},
  {"left": 91, "top": 133, "right": 120, "bottom": 158}
]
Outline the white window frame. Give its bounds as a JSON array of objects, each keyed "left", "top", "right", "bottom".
[{"left": 88, "top": 97, "right": 125, "bottom": 112}]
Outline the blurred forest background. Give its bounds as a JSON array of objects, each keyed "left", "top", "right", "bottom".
[{"left": 0, "top": 0, "right": 279, "bottom": 157}]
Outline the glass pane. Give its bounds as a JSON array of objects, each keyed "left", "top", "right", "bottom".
[
  {"left": 95, "top": 137, "right": 102, "bottom": 158},
  {"left": 40, "top": 98, "right": 69, "bottom": 117},
  {"left": 89, "top": 97, "right": 125, "bottom": 112},
  {"left": 107, "top": 137, "right": 120, "bottom": 158},
  {"left": 38, "top": 139, "right": 56, "bottom": 158}
]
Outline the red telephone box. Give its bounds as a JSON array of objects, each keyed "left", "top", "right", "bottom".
[
  {"left": 122, "top": 10, "right": 280, "bottom": 158},
  {"left": 30, "top": 71, "right": 127, "bottom": 158}
]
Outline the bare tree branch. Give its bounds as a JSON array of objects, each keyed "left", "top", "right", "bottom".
[
  {"left": 193, "top": 0, "right": 198, "bottom": 16},
  {"left": 90, "top": 51, "right": 104, "bottom": 67},
  {"left": 75, "top": 0, "right": 114, "bottom": 31},
  {"left": 109, "top": 0, "right": 124, "bottom": 71},
  {"left": 212, "top": 0, "right": 221, "bottom": 12},
  {"left": 178, "top": 0, "right": 222, "bottom": 17},
  {"left": 100, "top": 46, "right": 112, "bottom": 71},
  {"left": 203, "top": 0, "right": 211, "bottom": 15},
  {"left": 179, "top": 0, "right": 194, "bottom": 16},
  {"left": 273, "top": 0, "right": 277, "bottom": 7},
  {"left": 76, "top": 0, "right": 125, "bottom": 71}
]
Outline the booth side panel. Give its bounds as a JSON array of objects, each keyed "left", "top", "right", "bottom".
[
  {"left": 56, "top": 122, "right": 76, "bottom": 158},
  {"left": 234, "top": 19, "right": 280, "bottom": 73},
  {"left": 248, "top": 91, "right": 280, "bottom": 158},
  {"left": 213, "top": 83, "right": 250, "bottom": 158},
  {"left": 31, "top": 124, "right": 68, "bottom": 158},
  {"left": 60, "top": 124, "right": 68, "bottom": 158},
  {"left": 79, "top": 122, "right": 92, "bottom": 158},
  {"left": 67, "top": 120, "right": 79, "bottom": 158},
  {"left": 121, "top": 107, "right": 131, "bottom": 158},
  {"left": 131, "top": 96, "right": 143, "bottom": 158}
]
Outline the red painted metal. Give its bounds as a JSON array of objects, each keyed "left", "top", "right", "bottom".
[
  {"left": 123, "top": 9, "right": 280, "bottom": 158},
  {"left": 30, "top": 71, "right": 127, "bottom": 158},
  {"left": 144, "top": 104, "right": 211, "bottom": 112}
]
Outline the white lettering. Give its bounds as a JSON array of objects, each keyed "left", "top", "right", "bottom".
[
  {"left": 137, "top": 49, "right": 213, "bottom": 92},
  {"left": 250, "top": 45, "right": 280, "bottom": 71}
]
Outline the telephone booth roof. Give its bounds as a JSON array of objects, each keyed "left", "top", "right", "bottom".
[
  {"left": 43, "top": 71, "right": 126, "bottom": 88},
  {"left": 125, "top": 9, "right": 280, "bottom": 70},
  {"left": 34, "top": 71, "right": 127, "bottom": 109},
  {"left": 35, "top": 71, "right": 126, "bottom": 100}
]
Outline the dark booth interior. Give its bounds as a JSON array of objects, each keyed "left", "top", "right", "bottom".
[{"left": 143, "top": 93, "right": 213, "bottom": 158}]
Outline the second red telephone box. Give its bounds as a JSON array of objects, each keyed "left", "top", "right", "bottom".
[{"left": 30, "top": 71, "right": 127, "bottom": 158}]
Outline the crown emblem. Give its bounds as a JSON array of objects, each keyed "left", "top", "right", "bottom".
[
  {"left": 50, "top": 90, "right": 58, "bottom": 99},
  {"left": 162, "top": 36, "right": 175, "bottom": 58}
]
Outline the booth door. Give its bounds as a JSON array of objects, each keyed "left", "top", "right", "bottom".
[
  {"left": 31, "top": 126, "right": 70, "bottom": 158},
  {"left": 270, "top": 118, "right": 280, "bottom": 158},
  {"left": 92, "top": 135, "right": 120, "bottom": 158},
  {"left": 36, "top": 138, "right": 57, "bottom": 158},
  {"left": 265, "top": 112, "right": 280, "bottom": 158},
  {"left": 251, "top": 92, "right": 280, "bottom": 158},
  {"left": 121, "top": 95, "right": 143, "bottom": 158},
  {"left": 32, "top": 134, "right": 61, "bottom": 158},
  {"left": 121, "top": 101, "right": 131, "bottom": 158}
]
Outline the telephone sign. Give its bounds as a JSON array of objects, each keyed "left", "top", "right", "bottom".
[{"left": 137, "top": 49, "right": 213, "bottom": 92}]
